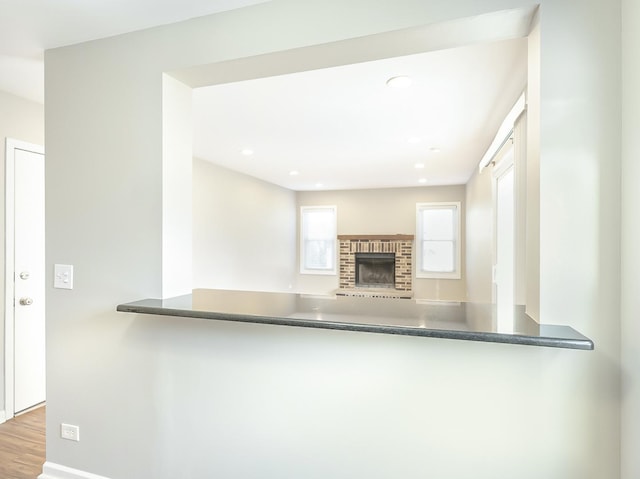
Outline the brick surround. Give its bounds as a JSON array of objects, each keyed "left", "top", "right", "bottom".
[{"left": 338, "top": 235, "right": 414, "bottom": 292}]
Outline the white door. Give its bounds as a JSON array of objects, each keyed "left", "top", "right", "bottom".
[
  {"left": 12, "top": 145, "right": 46, "bottom": 414},
  {"left": 494, "top": 149, "right": 515, "bottom": 333}
]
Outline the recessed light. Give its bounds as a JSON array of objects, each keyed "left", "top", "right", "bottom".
[
  {"left": 414, "top": 163, "right": 425, "bottom": 169},
  {"left": 289, "top": 170, "right": 299, "bottom": 176},
  {"left": 315, "top": 182, "right": 324, "bottom": 188},
  {"left": 386, "top": 75, "right": 412, "bottom": 89},
  {"left": 418, "top": 178, "right": 428, "bottom": 184},
  {"left": 408, "top": 137, "right": 421, "bottom": 144},
  {"left": 241, "top": 148, "right": 254, "bottom": 156},
  {"left": 429, "top": 147, "right": 441, "bottom": 153}
]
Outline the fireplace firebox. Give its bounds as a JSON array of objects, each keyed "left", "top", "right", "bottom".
[{"left": 355, "top": 253, "right": 395, "bottom": 288}]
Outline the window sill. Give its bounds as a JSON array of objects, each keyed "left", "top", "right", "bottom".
[
  {"left": 416, "top": 272, "right": 462, "bottom": 280},
  {"left": 299, "top": 269, "right": 337, "bottom": 275}
]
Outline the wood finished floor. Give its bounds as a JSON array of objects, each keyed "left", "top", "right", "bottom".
[{"left": 0, "top": 406, "right": 45, "bottom": 479}]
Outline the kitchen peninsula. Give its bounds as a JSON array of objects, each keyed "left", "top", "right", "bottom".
[{"left": 117, "top": 289, "right": 594, "bottom": 350}]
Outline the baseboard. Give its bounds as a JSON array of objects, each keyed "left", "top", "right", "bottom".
[
  {"left": 39, "top": 462, "right": 112, "bottom": 479},
  {"left": 0, "top": 409, "right": 5, "bottom": 424}
]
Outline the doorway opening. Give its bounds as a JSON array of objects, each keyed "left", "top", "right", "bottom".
[
  {"left": 493, "top": 141, "right": 515, "bottom": 333},
  {"left": 3, "top": 138, "right": 46, "bottom": 422}
]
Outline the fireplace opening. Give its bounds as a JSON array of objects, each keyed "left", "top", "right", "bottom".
[{"left": 355, "top": 253, "right": 395, "bottom": 288}]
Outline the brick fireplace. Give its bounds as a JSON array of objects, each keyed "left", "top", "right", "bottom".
[{"left": 338, "top": 235, "right": 414, "bottom": 296}]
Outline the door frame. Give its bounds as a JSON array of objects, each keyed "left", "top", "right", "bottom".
[
  {"left": 4, "top": 138, "right": 45, "bottom": 421},
  {"left": 491, "top": 139, "right": 515, "bottom": 331}
]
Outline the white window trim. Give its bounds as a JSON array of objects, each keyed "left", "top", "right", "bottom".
[
  {"left": 300, "top": 205, "right": 337, "bottom": 275},
  {"left": 416, "top": 202, "right": 462, "bottom": 280}
]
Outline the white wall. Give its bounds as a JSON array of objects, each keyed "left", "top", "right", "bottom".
[
  {"left": 526, "top": 12, "right": 541, "bottom": 320},
  {"left": 464, "top": 167, "right": 492, "bottom": 302},
  {"left": 161, "top": 75, "right": 193, "bottom": 298},
  {"left": 465, "top": 108, "right": 533, "bottom": 308},
  {"left": 537, "top": 1, "right": 622, "bottom": 475},
  {"left": 621, "top": 0, "right": 640, "bottom": 477},
  {"left": 297, "top": 186, "right": 466, "bottom": 300},
  {"left": 44, "top": 1, "right": 622, "bottom": 478},
  {"left": 0, "top": 90, "right": 44, "bottom": 418},
  {"left": 193, "top": 158, "right": 296, "bottom": 292}
]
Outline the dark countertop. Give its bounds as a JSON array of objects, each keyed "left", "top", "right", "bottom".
[{"left": 116, "top": 289, "right": 594, "bottom": 350}]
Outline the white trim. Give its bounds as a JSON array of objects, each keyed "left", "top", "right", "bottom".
[
  {"left": 492, "top": 139, "right": 515, "bottom": 178},
  {"left": 491, "top": 140, "right": 516, "bottom": 290},
  {"left": 4, "top": 138, "right": 45, "bottom": 420},
  {"left": 415, "top": 201, "right": 462, "bottom": 279},
  {"left": 39, "top": 462, "right": 113, "bottom": 479},
  {"left": 478, "top": 92, "right": 526, "bottom": 172},
  {"left": 0, "top": 409, "right": 6, "bottom": 424}
]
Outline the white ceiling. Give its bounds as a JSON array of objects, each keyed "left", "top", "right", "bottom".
[
  {"left": 2, "top": 0, "right": 530, "bottom": 191},
  {"left": 193, "top": 37, "right": 528, "bottom": 191},
  {"left": 0, "top": 0, "right": 269, "bottom": 103}
]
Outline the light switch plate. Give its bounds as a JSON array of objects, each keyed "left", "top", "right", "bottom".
[{"left": 54, "top": 264, "right": 73, "bottom": 289}]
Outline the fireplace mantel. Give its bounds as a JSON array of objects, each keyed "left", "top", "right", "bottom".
[{"left": 338, "top": 234, "right": 414, "bottom": 241}]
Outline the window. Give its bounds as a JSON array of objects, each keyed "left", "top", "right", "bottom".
[
  {"left": 416, "top": 202, "right": 461, "bottom": 279},
  {"left": 300, "top": 206, "right": 337, "bottom": 275}
]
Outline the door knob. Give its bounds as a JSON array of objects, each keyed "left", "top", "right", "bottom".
[
  {"left": 19, "top": 297, "right": 33, "bottom": 306},
  {"left": 19, "top": 271, "right": 30, "bottom": 280}
]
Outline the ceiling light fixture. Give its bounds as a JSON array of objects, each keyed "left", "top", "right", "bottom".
[
  {"left": 289, "top": 170, "right": 299, "bottom": 176},
  {"left": 315, "top": 182, "right": 324, "bottom": 188},
  {"left": 414, "top": 163, "right": 425, "bottom": 169},
  {"left": 408, "top": 137, "right": 422, "bottom": 144},
  {"left": 386, "top": 75, "right": 412, "bottom": 89},
  {"left": 429, "top": 147, "right": 441, "bottom": 153},
  {"left": 418, "top": 178, "right": 427, "bottom": 184},
  {"left": 241, "top": 148, "right": 254, "bottom": 156}
]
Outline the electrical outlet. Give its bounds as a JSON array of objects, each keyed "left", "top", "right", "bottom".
[{"left": 60, "top": 423, "right": 80, "bottom": 441}]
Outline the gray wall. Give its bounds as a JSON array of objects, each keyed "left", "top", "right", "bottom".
[
  {"left": 193, "top": 165, "right": 466, "bottom": 300},
  {"left": 193, "top": 158, "right": 296, "bottom": 292},
  {"left": 464, "top": 167, "right": 492, "bottom": 303},
  {"left": 621, "top": 0, "right": 640, "bottom": 476},
  {"left": 0, "top": 90, "right": 44, "bottom": 418},
  {"left": 44, "top": 1, "right": 623, "bottom": 478},
  {"left": 296, "top": 186, "right": 466, "bottom": 300}
]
